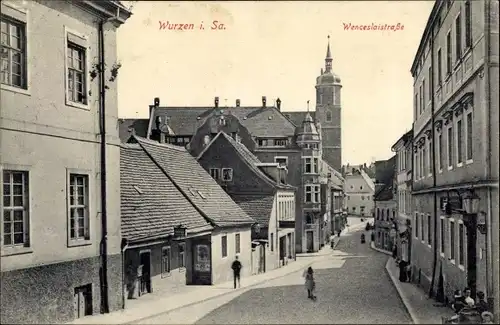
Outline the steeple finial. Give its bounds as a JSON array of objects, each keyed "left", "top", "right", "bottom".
[
  {"left": 307, "top": 100, "right": 310, "bottom": 112},
  {"left": 325, "top": 35, "right": 332, "bottom": 73}
]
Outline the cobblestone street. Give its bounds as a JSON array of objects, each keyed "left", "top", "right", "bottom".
[{"left": 138, "top": 228, "right": 412, "bottom": 324}]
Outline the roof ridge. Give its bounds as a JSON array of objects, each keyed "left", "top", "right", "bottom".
[
  {"left": 134, "top": 135, "right": 187, "bottom": 152},
  {"left": 120, "top": 143, "right": 142, "bottom": 149}
]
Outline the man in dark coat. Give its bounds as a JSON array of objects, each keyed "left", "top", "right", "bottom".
[{"left": 231, "top": 255, "right": 242, "bottom": 289}]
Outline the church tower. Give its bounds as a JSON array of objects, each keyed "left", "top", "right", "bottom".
[{"left": 315, "top": 36, "right": 342, "bottom": 171}]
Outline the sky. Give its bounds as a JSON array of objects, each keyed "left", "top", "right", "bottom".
[{"left": 116, "top": 1, "right": 434, "bottom": 166}]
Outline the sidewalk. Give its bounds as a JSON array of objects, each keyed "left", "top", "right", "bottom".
[
  {"left": 68, "top": 247, "right": 332, "bottom": 325},
  {"left": 385, "top": 258, "right": 455, "bottom": 324},
  {"left": 370, "top": 241, "right": 392, "bottom": 255}
]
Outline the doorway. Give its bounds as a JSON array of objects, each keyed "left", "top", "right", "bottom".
[
  {"left": 192, "top": 239, "right": 212, "bottom": 285},
  {"left": 73, "top": 284, "right": 92, "bottom": 319},
  {"left": 306, "top": 231, "right": 314, "bottom": 253},
  {"left": 139, "top": 251, "right": 152, "bottom": 296}
]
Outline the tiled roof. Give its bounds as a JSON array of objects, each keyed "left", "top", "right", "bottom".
[
  {"left": 118, "top": 118, "right": 149, "bottom": 142},
  {"left": 120, "top": 144, "right": 212, "bottom": 242},
  {"left": 134, "top": 136, "right": 256, "bottom": 227},
  {"left": 281, "top": 111, "right": 316, "bottom": 127},
  {"left": 149, "top": 106, "right": 296, "bottom": 138},
  {"left": 230, "top": 194, "right": 274, "bottom": 226}
]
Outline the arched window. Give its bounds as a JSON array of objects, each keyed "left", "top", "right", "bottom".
[
  {"left": 326, "top": 111, "right": 332, "bottom": 122},
  {"left": 377, "top": 208, "right": 380, "bottom": 220},
  {"left": 386, "top": 209, "right": 390, "bottom": 220},
  {"left": 381, "top": 209, "right": 385, "bottom": 219}
]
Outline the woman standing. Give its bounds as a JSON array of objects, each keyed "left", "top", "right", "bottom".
[{"left": 304, "top": 267, "right": 316, "bottom": 300}]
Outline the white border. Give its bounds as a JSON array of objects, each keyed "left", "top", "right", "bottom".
[
  {"left": 64, "top": 26, "right": 90, "bottom": 110},
  {"left": 0, "top": 1, "right": 31, "bottom": 96},
  {"left": 457, "top": 220, "right": 466, "bottom": 271},
  {"left": 447, "top": 124, "right": 454, "bottom": 171},
  {"left": 274, "top": 156, "right": 288, "bottom": 167},
  {"left": 66, "top": 168, "right": 92, "bottom": 248},
  {"left": 464, "top": 109, "right": 474, "bottom": 165},
  {"left": 440, "top": 216, "right": 446, "bottom": 257},
  {"left": 455, "top": 115, "right": 463, "bottom": 167},
  {"left": 0, "top": 164, "right": 33, "bottom": 256},
  {"left": 449, "top": 218, "right": 456, "bottom": 265}
]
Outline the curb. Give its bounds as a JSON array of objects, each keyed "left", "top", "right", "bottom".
[
  {"left": 127, "top": 258, "right": 319, "bottom": 324},
  {"left": 370, "top": 242, "right": 392, "bottom": 255},
  {"left": 384, "top": 258, "right": 420, "bottom": 324}
]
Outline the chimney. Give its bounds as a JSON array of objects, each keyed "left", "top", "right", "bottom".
[
  {"left": 214, "top": 96, "right": 219, "bottom": 108},
  {"left": 236, "top": 99, "right": 240, "bottom": 107},
  {"left": 262, "top": 96, "right": 267, "bottom": 107},
  {"left": 150, "top": 97, "right": 160, "bottom": 118},
  {"left": 276, "top": 98, "right": 281, "bottom": 111}
]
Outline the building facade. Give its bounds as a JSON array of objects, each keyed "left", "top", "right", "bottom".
[
  {"left": 373, "top": 156, "right": 397, "bottom": 252},
  {"left": 344, "top": 169, "right": 375, "bottom": 217},
  {"left": 391, "top": 130, "right": 414, "bottom": 263},
  {"left": 0, "top": 1, "right": 130, "bottom": 323},
  {"left": 196, "top": 131, "right": 296, "bottom": 273},
  {"left": 410, "top": 0, "right": 499, "bottom": 316}
]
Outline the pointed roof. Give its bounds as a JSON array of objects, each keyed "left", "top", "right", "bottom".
[
  {"left": 326, "top": 35, "right": 332, "bottom": 59},
  {"left": 295, "top": 112, "right": 320, "bottom": 143},
  {"left": 133, "top": 136, "right": 256, "bottom": 227}
]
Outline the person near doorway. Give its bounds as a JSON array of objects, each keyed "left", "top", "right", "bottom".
[
  {"left": 476, "top": 291, "right": 489, "bottom": 314},
  {"left": 463, "top": 287, "right": 475, "bottom": 306},
  {"left": 231, "top": 255, "right": 242, "bottom": 289},
  {"left": 304, "top": 266, "right": 316, "bottom": 300}
]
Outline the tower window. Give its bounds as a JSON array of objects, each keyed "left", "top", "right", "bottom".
[{"left": 326, "top": 111, "right": 332, "bottom": 122}]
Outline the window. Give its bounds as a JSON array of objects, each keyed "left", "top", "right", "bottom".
[
  {"left": 415, "top": 213, "right": 419, "bottom": 238},
  {"left": 421, "top": 214, "right": 425, "bottom": 239},
  {"left": 414, "top": 94, "right": 418, "bottom": 118},
  {"left": 66, "top": 31, "right": 88, "bottom": 105},
  {"left": 459, "top": 223, "right": 465, "bottom": 266},
  {"left": 466, "top": 112, "right": 473, "bottom": 161},
  {"left": 235, "top": 233, "right": 240, "bottom": 254},
  {"left": 440, "top": 217, "right": 445, "bottom": 254},
  {"left": 419, "top": 85, "right": 423, "bottom": 114},
  {"left": 68, "top": 174, "right": 89, "bottom": 241},
  {"left": 422, "top": 80, "right": 426, "bottom": 107},
  {"left": 305, "top": 212, "right": 313, "bottom": 224},
  {"left": 274, "top": 157, "right": 288, "bottom": 168},
  {"left": 178, "top": 243, "right": 185, "bottom": 268},
  {"left": 438, "top": 133, "right": 443, "bottom": 171},
  {"left": 447, "top": 126, "right": 453, "bottom": 168},
  {"left": 465, "top": 1, "right": 472, "bottom": 48},
  {"left": 161, "top": 247, "right": 171, "bottom": 275},
  {"left": 1, "top": 14, "right": 26, "bottom": 89},
  {"left": 455, "top": 13, "right": 462, "bottom": 61},
  {"left": 428, "top": 139, "right": 433, "bottom": 175},
  {"left": 203, "top": 135, "right": 211, "bottom": 146},
  {"left": 221, "top": 235, "right": 227, "bottom": 257},
  {"left": 221, "top": 168, "right": 233, "bottom": 181},
  {"left": 427, "top": 214, "right": 432, "bottom": 245},
  {"left": 258, "top": 139, "right": 268, "bottom": 146},
  {"left": 273, "top": 139, "right": 288, "bottom": 147},
  {"left": 446, "top": 31, "right": 452, "bottom": 74},
  {"left": 2, "top": 170, "right": 29, "bottom": 247},
  {"left": 304, "top": 157, "right": 319, "bottom": 174},
  {"left": 423, "top": 141, "right": 427, "bottom": 176},
  {"left": 360, "top": 186, "right": 363, "bottom": 190},
  {"left": 326, "top": 111, "right": 332, "bottom": 122},
  {"left": 209, "top": 168, "right": 220, "bottom": 180},
  {"left": 270, "top": 232, "right": 275, "bottom": 252},
  {"left": 450, "top": 220, "right": 456, "bottom": 261},
  {"left": 428, "top": 67, "right": 432, "bottom": 98},
  {"left": 304, "top": 185, "right": 320, "bottom": 203},
  {"left": 457, "top": 119, "right": 463, "bottom": 164},
  {"left": 437, "top": 49, "right": 443, "bottom": 85}
]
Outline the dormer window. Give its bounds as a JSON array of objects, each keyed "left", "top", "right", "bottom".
[
  {"left": 257, "top": 139, "right": 268, "bottom": 146},
  {"left": 273, "top": 139, "right": 288, "bottom": 147},
  {"left": 203, "top": 135, "right": 211, "bottom": 146},
  {"left": 219, "top": 116, "right": 226, "bottom": 126}
]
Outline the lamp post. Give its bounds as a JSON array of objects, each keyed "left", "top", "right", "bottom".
[{"left": 445, "top": 188, "right": 482, "bottom": 300}]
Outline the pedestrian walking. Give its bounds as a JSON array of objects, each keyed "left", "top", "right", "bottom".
[
  {"left": 476, "top": 291, "right": 489, "bottom": 314},
  {"left": 231, "top": 255, "right": 242, "bottom": 289},
  {"left": 304, "top": 266, "right": 316, "bottom": 300}
]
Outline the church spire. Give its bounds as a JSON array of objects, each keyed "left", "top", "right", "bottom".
[{"left": 325, "top": 35, "right": 332, "bottom": 73}]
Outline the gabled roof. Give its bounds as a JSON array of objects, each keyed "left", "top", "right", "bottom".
[
  {"left": 198, "top": 131, "right": 295, "bottom": 191},
  {"left": 118, "top": 118, "right": 149, "bottom": 142},
  {"left": 231, "top": 194, "right": 275, "bottom": 227},
  {"left": 134, "top": 136, "right": 256, "bottom": 227},
  {"left": 120, "top": 144, "right": 212, "bottom": 242},
  {"left": 148, "top": 106, "right": 296, "bottom": 138}
]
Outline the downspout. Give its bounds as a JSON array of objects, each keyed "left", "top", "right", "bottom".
[
  {"left": 483, "top": 0, "right": 497, "bottom": 316},
  {"left": 98, "top": 20, "right": 109, "bottom": 314},
  {"left": 428, "top": 23, "right": 439, "bottom": 300}
]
